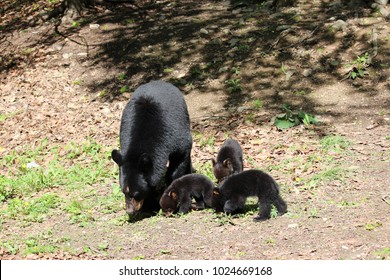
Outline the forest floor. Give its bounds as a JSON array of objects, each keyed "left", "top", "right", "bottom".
[{"left": 0, "top": 0, "right": 389, "bottom": 260}]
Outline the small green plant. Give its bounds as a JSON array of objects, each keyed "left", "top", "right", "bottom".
[
  {"left": 265, "top": 239, "right": 276, "bottom": 245},
  {"left": 73, "top": 79, "right": 83, "bottom": 86},
  {"left": 251, "top": 99, "right": 263, "bottom": 109},
  {"left": 71, "top": 21, "right": 80, "bottom": 28},
  {"left": 225, "top": 78, "right": 242, "bottom": 93},
  {"left": 231, "top": 66, "right": 241, "bottom": 75},
  {"left": 346, "top": 52, "right": 370, "bottom": 80},
  {"left": 24, "top": 236, "right": 58, "bottom": 255},
  {"left": 98, "top": 243, "right": 109, "bottom": 251},
  {"left": 364, "top": 221, "right": 382, "bottom": 231},
  {"left": 274, "top": 104, "right": 317, "bottom": 129},
  {"left": 320, "top": 135, "right": 351, "bottom": 153},
  {"left": 163, "top": 68, "right": 174, "bottom": 73},
  {"left": 117, "top": 73, "right": 126, "bottom": 81},
  {"left": 374, "top": 248, "right": 390, "bottom": 260},
  {"left": 119, "top": 86, "right": 128, "bottom": 94}
]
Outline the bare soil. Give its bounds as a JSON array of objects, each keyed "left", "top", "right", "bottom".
[{"left": 0, "top": 0, "right": 389, "bottom": 260}]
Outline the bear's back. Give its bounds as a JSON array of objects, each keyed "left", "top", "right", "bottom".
[{"left": 120, "top": 81, "right": 191, "bottom": 156}]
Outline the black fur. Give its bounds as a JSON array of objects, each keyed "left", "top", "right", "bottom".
[
  {"left": 212, "top": 169, "right": 287, "bottom": 221},
  {"left": 112, "top": 81, "right": 193, "bottom": 215},
  {"left": 159, "top": 174, "right": 215, "bottom": 215},
  {"left": 212, "top": 139, "right": 243, "bottom": 182}
]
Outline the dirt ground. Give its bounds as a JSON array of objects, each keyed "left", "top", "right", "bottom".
[{"left": 0, "top": 0, "right": 389, "bottom": 260}]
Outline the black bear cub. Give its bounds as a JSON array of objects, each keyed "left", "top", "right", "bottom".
[
  {"left": 159, "top": 174, "right": 215, "bottom": 216},
  {"left": 212, "top": 169, "right": 287, "bottom": 222},
  {"left": 212, "top": 139, "right": 243, "bottom": 183}
]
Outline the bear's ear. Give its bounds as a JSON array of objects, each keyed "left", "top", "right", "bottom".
[
  {"left": 211, "top": 158, "right": 216, "bottom": 166},
  {"left": 111, "top": 149, "right": 123, "bottom": 166},
  {"left": 222, "top": 158, "right": 232, "bottom": 169},
  {"left": 138, "top": 153, "right": 152, "bottom": 172},
  {"left": 169, "top": 191, "right": 178, "bottom": 200}
]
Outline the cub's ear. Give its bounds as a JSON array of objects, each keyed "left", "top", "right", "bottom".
[
  {"left": 222, "top": 158, "right": 232, "bottom": 169},
  {"left": 138, "top": 153, "right": 152, "bottom": 172},
  {"left": 211, "top": 158, "right": 217, "bottom": 167},
  {"left": 169, "top": 191, "right": 178, "bottom": 200},
  {"left": 111, "top": 149, "right": 123, "bottom": 166}
]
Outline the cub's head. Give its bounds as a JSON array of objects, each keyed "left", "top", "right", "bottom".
[
  {"left": 211, "top": 158, "right": 233, "bottom": 183},
  {"left": 159, "top": 191, "right": 179, "bottom": 216}
]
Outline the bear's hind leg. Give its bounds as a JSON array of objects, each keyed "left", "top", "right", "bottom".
[
  {"left": 274, "top": 195, "right": 287, "bottom": 216},
  {"left": 254, "top": 197, "right": 272, "bottom": 222}
]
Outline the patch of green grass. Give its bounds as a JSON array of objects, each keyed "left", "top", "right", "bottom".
[
  {"left": 265, "top": 239, "right": 276, "bottom": 245},
  {"left": 364, "top": 221, "right": 382, "bottom": 231},
  {"left": 251, "top": 99, "right": 263, "bottom": 109},
  {"left": 73, "top": 79, "right": 83, "bottom": 86},
  {"left": 225, "top": 78, "right": 242, "bottom": 93},
  {"left": 3, "top": 193, "right": 61, "bottom": 223},
  {"left": 0, "top": 241, "right": 19, "bottom": 255},
  {"left": 119, "top": 86, "right": 129, "bottom": 94},
  {"left": 1, "top": 138, "right": 115, "bottom": 204},
  {"left": 193, "top": 132, "right": 215, "bottom": 149},
  {"left": 64, "top": 200, "right": 94, "bottom": 225},
  {"left": 24, "top": 236, "right": 58, "bottom": 255},
  {"left": 193, "top": 160, "right": 215, "bottom": 182},
  {"left": 320, "top": 135, "right": 351, "bottom": 153},
  {"left": 373, "top": 248, "right": 390, "bottom": 260},
  {"left": 346, "top": 52, "right": 370, "bottom": 80}
]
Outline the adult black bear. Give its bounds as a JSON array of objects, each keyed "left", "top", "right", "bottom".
[
  {"left": 112, "top": 81, "right": 193, "bottom": 215},
  {"left": 212, "top": 139, "right": 243, "bottom": 183},
  {"left": 212, "top": 169, "right": 287, "bottom": 221},
  {"left": 159, "top": 174, "right": 214, "bottom": 216}
]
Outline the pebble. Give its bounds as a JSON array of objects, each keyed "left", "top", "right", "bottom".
[
  {"left": 89, "top": 24, "right": 100, "bottom": 30},
  {"left": 200, "top": 28, "right": 209, "bottom": 35},
  {"left": 302, "top": 69, "right": 312, "bottom": 77}
]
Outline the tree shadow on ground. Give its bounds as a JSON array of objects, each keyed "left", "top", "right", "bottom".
[{"left": 2, "top": 0, "right": 389, "bottom": 127}]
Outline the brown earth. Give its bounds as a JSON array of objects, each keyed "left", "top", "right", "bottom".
[{"left": 0, "top": 0, "right": 389, "bottom": 260}]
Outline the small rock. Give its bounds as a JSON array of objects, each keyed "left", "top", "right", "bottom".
[
  {"left": 331, "top": 19, "right": 347, "bottom": 31},
  {"left": 101, "top": 107, "right": 111, "bottom": 116},
  {"left": 237, "top": 106, "right": 247, "bottom": 113},
  {"left": 276, "top": 25, "right": 292, "bottom": 31},
  {"left": 288, "top": 223, "right": 299, "bottom": 228},
  {"left": 89, "top": 24, "right": 100, "bottom": 30},
  {"left": 302, "top": 69, "right": 312, "bottom": 77},
  {"left": 27, "top": 161, "right": 40, "bottom": 169},
  {"left": 62, "top": 53, "right": 73, "bottom": 59},
  {"left": 285, "top": 70, "right": 295, "bottom": 81},
  {"left": 200, "top": 28, "right": 209, "bottom": 35}
]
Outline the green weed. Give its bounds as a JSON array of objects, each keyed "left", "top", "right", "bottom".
[
  {"left": 320, "top": 135, "right": 351, "bottom": 153},
  {"left": 374, "top": 248, "right": 390, "bottom": 260},
  {"left": 24, "top": 236, "right": 58, "bottom": 255},
  {"left": 364, "top": 221, "right": 382, "bottom": 231},
  {"left": 274, "top": 104, "right": 317, "bottom": 129},
  {"left": 346, "top": 52, "right": 370, "bottom": 80},
  {"left": 3, "top": 193, "right": 61, "bottom": 223},
  {"left": 251, "top": 99, "right": 263, "bottom": 109},
  {"left": 225, "top": 78, "right": 242, "bottom": 93}
]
